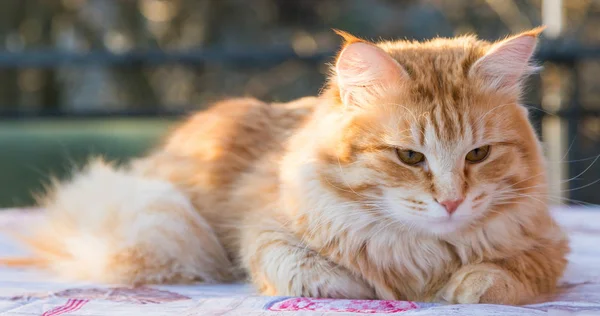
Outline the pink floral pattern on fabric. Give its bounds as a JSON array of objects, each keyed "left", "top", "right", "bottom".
[
  {"left": 11, "top": 286, "right": 190, "bottom": 304},
  {"left": 41, "top": 299, "right": 89, "bottom": 316},
  {"left": 53, "top": 287, "right": 191, "bottom": 304},
  {"left": 268, "top": 297, "right": 418, "bottom": 313}
]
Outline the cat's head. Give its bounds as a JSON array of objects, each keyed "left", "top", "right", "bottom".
[{"left": 311, "top": 28, "right": 547, "bottom": 236}]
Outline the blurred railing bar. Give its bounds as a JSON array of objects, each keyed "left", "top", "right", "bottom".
[
  {"left": 1, "top": 105, "right": 599, "bottom": 120},
  {"left": 0, "top": 108, "right": 189, "bottom": 120},
  {"left": 0, "top": 48, "right": 332, "bottom": 68},
  {"left": 535, "top": 108, "right": 600, "bottom": 118},
  {"left": 0, "top": 44, "right": 599, "bottom": 68}
]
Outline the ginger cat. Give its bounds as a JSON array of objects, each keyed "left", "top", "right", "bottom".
[{"left": 6, "top": 28, "right": 569, "bottom": 305}]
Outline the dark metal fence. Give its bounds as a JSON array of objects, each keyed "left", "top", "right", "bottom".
[{"left": 1, "top": 41, "right": 599, "bottom": 204}]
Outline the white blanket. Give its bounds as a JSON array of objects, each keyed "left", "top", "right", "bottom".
[{"left": 0, "top": 207, "right": 598, "bottom": 316}]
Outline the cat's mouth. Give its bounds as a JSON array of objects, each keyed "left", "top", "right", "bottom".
[{"left": 402, "top": 207, "right": 472, "bottom": 222}]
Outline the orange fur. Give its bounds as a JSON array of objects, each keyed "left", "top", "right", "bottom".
[
  {"left": 0, "top": 257, "right": 47, "bottom": 267},
  {"left": 5, "top": 28, "right": 568, "bottom": 305}
]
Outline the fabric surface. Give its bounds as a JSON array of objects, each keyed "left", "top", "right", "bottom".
[{"left": 0, "top": 206, "right": 598, "bottom": 316}]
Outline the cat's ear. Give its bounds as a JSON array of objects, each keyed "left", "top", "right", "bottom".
[
  {"left": 469, "top": 27, "right": 544, "bottom": 94},
  {"left": 334, "top": 30, "right": 408, "bottom": 107}
]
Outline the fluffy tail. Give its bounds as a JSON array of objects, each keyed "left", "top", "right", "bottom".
[{"left": 0, "top": 159, "right": 234, "bottom": 285}]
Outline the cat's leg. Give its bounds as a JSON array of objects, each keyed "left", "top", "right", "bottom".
[
  {"left": 439, "top": 238, "right": 569, "bottom": 304},
  {"left": 6, "top": 159, "right": 234, "bottom": 285},
  {"left": 239, "top": 217, "right": 375, "bottom": 299}
]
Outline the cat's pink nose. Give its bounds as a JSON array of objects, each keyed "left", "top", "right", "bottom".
[{"left": 439, "top": 199, "right": 464, "bottom": 215}]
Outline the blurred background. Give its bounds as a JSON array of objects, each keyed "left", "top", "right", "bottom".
[{"left": 0, "top": 0, "right": 598, "bottom": 208}]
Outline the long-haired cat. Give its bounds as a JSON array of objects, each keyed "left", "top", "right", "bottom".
[{"left": 3, "top": 28, "right": 568, "bottom": 304}]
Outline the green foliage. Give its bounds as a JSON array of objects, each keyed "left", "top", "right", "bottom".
[{"left": 0, "top": 119, "right": 174, "bottom": 207}]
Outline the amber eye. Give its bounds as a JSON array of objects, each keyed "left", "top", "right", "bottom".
[
  {"left": 396, "top": 149, "right": 425, "bottom": 165},
  {"left": 466, "top": 145, "right": 491, "bottom": 163}
]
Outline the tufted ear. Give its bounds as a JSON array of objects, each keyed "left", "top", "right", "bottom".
[
  {"left": 334, "top": 30, "right": 408, "bottom": 107},
  {"left": 469, "top": 27, "right": 544, "bottom": 94}
]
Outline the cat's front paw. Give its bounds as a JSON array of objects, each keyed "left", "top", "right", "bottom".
[
  {"left": 255, "top": 258, "right": 375, "bottom": 299},
  {"left": 439, "top": 264, "right": 522, "bottom": 305}
]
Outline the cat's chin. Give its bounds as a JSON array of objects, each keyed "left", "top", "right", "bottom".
[{"left": 408, "top": 215, "right": 474, "bottom": 236}]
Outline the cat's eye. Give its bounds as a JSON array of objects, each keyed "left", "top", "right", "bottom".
[
  {"left": 465, "top": 145, "right": 491, "bottom": 163},
  {"left": 396, "top": 149, "right": 425, "bottom": 165}
]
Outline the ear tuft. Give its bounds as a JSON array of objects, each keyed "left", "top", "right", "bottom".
[
  {"left": 333, "top": 29, "right": 365, "bottom": 46},
  {"left": 469, "top": 27, "right": 543, "bottom": 94},
  {"left": 518, "top": 25, "right": 546, "bottom": 38}
]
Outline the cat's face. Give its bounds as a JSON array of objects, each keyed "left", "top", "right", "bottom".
[{"left": 317, "top": 29, "right": 545, "bottom": 236}]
